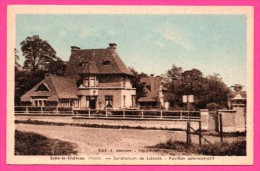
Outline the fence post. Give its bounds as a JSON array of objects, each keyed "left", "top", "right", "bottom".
[
  {"left": 123, "top": 109, "right": 125, "bottom": 118},
  {"left": 105, "top": 108, "right": 108, "bottom": 117},
  {"left": 88, "top": 108, "right": 90, "bottom": 117},
  {"left": 219, "top": 113, "right": 223, "bottom": 143},
  {"left": 180, "top": 110, "right": 182, "bottom": 119},
  {"left": 41, "top": 106, "right": 43, "bottom": 114},
  {"left": 160, "top": 110, "right": 163, "bottom": 119},
  {"left": 25, "top": 106, "right": 28, "bottom": 114},
  {"left": 141, "top": 110, "right": 143, "bottom": 119},
  {"left": 186, "top": 122, "right": 191, "bottom": 145},
  {"left": 199, "top": 121, "right": 202, "bottom": 146}
]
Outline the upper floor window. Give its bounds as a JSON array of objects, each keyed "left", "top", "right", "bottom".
[
  {"left": 83, "top": 76, "right": 98, "bottom": 87},
  {"left": 79, "top": 62, "right": 87, "bottom": 66}
]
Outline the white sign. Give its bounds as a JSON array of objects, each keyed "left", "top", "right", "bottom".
[
  {"left": 183, "top": 95, "right": 194, "bottom": 103},
  {"left": 188, "top": 95, "right": 194, "bottom": 103},
  {"left": 183, "top": 95, "right": 188, "bottom": 103}
]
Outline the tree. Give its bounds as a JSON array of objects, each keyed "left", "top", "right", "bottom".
[
  {"left": 48, "top": 57, "right": 67, "bottom": 76},
  {"left": 20, "top": 35, "right": 57, "bottom": 71},
  {"left": 129, "top": 67, "right": 148, "bottom": 100},
  {"left": 163, "top": 65, "right": 229, "bottom": 109}
]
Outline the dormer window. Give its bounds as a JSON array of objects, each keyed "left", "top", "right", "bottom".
[
  {"left": 102, "top": 57, "right": 111, "bottom": 65},
  {"left": 79, "top": 62, "right": 87, "bottom": 66}
]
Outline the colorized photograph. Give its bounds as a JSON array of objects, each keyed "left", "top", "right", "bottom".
[{"left": 7, "top": 6, "right": 254, "bottom": 165}]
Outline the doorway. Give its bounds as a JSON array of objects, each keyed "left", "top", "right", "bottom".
[{"left": 89, "top": 96, "right": 97, "bottom": 109}]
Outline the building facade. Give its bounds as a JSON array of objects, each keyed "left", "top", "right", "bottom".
[
  {"left": 137, "top": 74, "right": 164, "bottom": 109},
  {"left": 20, "top": 43, "right": 136, "bottom": 109}
]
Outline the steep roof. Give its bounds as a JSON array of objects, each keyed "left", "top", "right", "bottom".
[
  {"left": 64, "top": 47, "right": 133, "bottom": 78},
  {"left": 230, "top": 91, "right": 247, "bottom": 99},
  {"left": 138, "top": 76, "right": 162, "bottom": 102},
  {"left": 21, "top": 75, "right": 78, "bottom": 102}
]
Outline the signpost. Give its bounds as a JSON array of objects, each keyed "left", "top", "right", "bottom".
[{"left": 183, "top": 95, "right": 194, "bottom": 145}]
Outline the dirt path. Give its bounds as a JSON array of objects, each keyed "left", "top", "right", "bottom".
[{"left": 15, "top": 123, "right": 244, "bottom": 156}]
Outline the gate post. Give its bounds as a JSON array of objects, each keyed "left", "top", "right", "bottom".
[
  {"left": 219, "top": 113, "right": 223, "bottom": 143},
  {"left": 199, "top": 121, "right": 202, "bottom": 146},
  {"left": 186, "top": 122, "right": 191, "bottom": 145},
  {"left": 200, "top": 109, "right": 209, "bottom": 130}
]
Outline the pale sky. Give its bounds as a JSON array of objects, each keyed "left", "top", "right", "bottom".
[{"left": 15, "top": 14, "right": 247, "bottom": 87}]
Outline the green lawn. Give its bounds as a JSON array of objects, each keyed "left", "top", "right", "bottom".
[
  {"left": 154, "top": 139, "right": 246, "bottom": 156},
  {"left": 15, "top": 130, "right": 78, "bottom": 155}
]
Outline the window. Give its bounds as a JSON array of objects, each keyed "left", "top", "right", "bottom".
[
  {"left": 131, "top": 95, "right": 136, "bottom": 107},
  {"left": 79, "top": 62, "right": 87, "bottom": 66},
  {"left": 102, "top": 57, "right": 111, "bottom": 65},
  {"left": 34, "top": 100, "right": 47, "bottom": 106},
  {"left": 74, "top": 100, "right": 79, "bottom": 108},
  {"left": 89, "top": 77, "right": 95, "bottom": 87},
  {"left": 105, "top": 95, "right": 113, "bottom": 108},
  {"left": 123, "top": 95, "right": 126, "bottom": 107},
  {"left": 83, "top": 76, "right": 97, "bottom": 87},
  {"left": 83, "top": 77, "right": 89, "bottom": 87}
]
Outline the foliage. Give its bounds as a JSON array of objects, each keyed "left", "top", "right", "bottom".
[
  {"left": 15, "top": 36, "right": 67, "bottom": 104},
  {"left": 47, "top": 57, "right": 67, "bottom": 76},
  {"left": 20, "top": 35, "right": 57, "bottom": 71},
  {"left": 15, "top": 130, "right": 78, "bottom": 155},
  {"left": 129, "top": 67, "right": 148, "bottom": 99},
  {"left": 162, "top": 65, "right": 230, "bottom": 109},
  {"left": 15, "top": 70, "right": 47, "bottom": 105}
]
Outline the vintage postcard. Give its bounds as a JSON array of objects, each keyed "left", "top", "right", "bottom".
[{"left": 6, "top": 5, "right": 254, "bottom": 165}]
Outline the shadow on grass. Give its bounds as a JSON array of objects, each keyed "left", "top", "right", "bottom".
[
  {"left": 15, "top": 130, "right": 78, "bottom": 155},
  {"left": 151, "top": 139, "right": 246, "bottom": 156}
]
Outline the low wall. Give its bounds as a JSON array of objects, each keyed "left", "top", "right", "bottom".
[
  {"left": 15, "top": 115, "right": 203, "bottom": 130},
  {"left": 218, "top": 107, "right": 246, "bottom": 133}
]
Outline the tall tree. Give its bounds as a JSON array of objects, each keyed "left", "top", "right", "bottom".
[
  {"left": 163, "top": 65, "right": 229, "bottom": 109},
  {"left": 20, "top": 35, "right": 57, "bottom": 71}
]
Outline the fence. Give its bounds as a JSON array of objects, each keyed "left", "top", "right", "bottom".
[
  {"left": 73, "top": 108, "right": 201, "bottom": 120},
  {"left": 15, "top": 106, "right": 201, "bottom": 120},
  {"left": 15, "top": 106, "right": 73, "bottom": 115}
]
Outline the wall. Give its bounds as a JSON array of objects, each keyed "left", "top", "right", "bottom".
[{"left": 218, "top": 106, "right": 246, "bottom": 133}]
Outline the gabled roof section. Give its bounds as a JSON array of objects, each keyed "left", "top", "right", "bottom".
[
  {"left": 65, "top": 45, "right": 133, "bottom": 78},
  {"left": 138, "top": 76, "right": 162, "bottom": 102},
  {"left": 35, "top": 83, "right": 50, "bottom": 92},
  {"left": 21, "top": 75, "right": 78, "bottom": 102},
  {"left": 50, "top": 75, "right": 78, "bottom": 99},
  {"left": 230, "top": 91, "right": 247, "bottom": 99},
  {"left": 21, "top": 75, "right": 59, "bottom": 102}
]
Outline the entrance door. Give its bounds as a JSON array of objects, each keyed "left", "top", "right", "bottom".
[{"left": 89, "top": 98, "right": 96, "bottom": 109}]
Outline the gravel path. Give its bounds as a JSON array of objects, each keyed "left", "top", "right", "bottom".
[{"left": 15, "top": 123, "right": 244, "bottom": 156}]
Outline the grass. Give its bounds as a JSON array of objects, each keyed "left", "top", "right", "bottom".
[
  {"left": 15, "top": 130, "right": 78, "bottom": 155},
  {"left": 154, "top": 139, "right": 246, "bottom": 156}
]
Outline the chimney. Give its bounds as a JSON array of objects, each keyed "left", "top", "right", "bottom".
[
  {"left": 234, "top": 84, "right": 243, "bottom": 91},
  {"left": 71, "top": 46, "right": 80, "bottom": 53},
  {"left": 109, "top": 43, "right": 117, "bottom": 49}
]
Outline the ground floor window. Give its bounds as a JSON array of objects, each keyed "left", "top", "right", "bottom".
[
  {"left": 105, "top": 95, "right": 113, "bottom": 108},
  {"left": 74, "top": 100, "right": 79, "bottom": 108},
  {"left": 131, "top": 95, "right": 136, "bottom": 107},
  {"left": 34, "top": 99, "right": 47, "bottom": 106}
]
